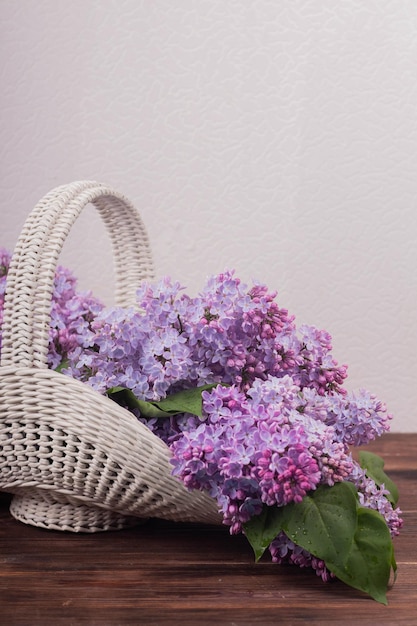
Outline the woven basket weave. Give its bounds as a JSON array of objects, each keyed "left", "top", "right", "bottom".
[{"left": 0, "top": 181, "right": 221, "bottom": 532}]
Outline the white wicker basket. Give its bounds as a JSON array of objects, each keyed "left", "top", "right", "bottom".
[{"left": 0, "top": 181, "right": 221, "bottom": 532}]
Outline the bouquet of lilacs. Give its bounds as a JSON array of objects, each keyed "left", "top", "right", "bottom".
[{"left": 0, "top": 249, "right": 402, "bottom": 604}]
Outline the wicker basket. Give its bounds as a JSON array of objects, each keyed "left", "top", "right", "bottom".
[{"left": 0, "top": 181, "right": 221, "bottom": 532}]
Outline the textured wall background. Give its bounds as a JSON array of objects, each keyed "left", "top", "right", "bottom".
[{"left": 1, "top": 0, "right": 416, "bottom": 431}]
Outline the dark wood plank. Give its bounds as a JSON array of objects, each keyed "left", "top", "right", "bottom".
[
  {"left": 362, "top": 433, "right": 417, "bottom": 472},
  {"left": 0, "top": 434, "right": 416, "bottom": 625}
]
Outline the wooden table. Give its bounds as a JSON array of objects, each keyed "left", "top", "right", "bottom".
[{"left": 0, "top": 433, "right": 416, "bottom": 625}]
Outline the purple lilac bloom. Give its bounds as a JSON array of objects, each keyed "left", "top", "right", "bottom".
[
  {"left": 67, "top": 270, "right": 343, "bottom": 404},
  {"left": 170, "top": 380, "right": 357, "bottom": 534},
  {"left": 0, "top": 249, "right": 103, "bottom": 368},
  {"left": 286, "top": 324, "right": 348, "bottom": 396},
  {"left": 269, "top": 532, "right": 334, "bottom": 581},
  {"left": 326, "top": 389, "right": 392, "bottom": 447},
  {"left": 65, "top": 278, "right": 196, "bottom": 400},
  {"left": 347, "top": 461, "right": 403, "bottom": 537},
  {"left": 48, "top": 266, "right": 104, "bottom": 369}
]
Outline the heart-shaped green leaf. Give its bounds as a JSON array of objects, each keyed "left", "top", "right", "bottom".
[
  {"left": 243, "top": 481, "right": 396, "bottom": 604},
  {"left": 327, "top": 506, "right": 393, "bottom": 605},
  {"left": 244, "top": 506, "right": 286, "bottom": 562},
  {"left": 279, "top": 482, "right": 358, "bottom": 564}
]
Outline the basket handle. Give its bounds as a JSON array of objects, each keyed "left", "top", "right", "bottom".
[{"left": 1, "top": 181, "right": 155, "bottom": 369}]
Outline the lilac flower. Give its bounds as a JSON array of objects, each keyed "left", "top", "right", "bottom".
[
  {"left": 326, "top": 389, "right": 392, "bottom": 446},
  {"left": 0, "top": 250, "right": 103, "bottom": 368},
  {"left": 348, "top": 461, "right": 403, "bottom": 537},
  {"left": 286, "top": 324, "right": 348, "bottom": 396},
  {"left": 172, "top": 381, "right": 330, "bottom": 533},
  {"left": 269, "top": 532, "right": 334, "bottom": 581}
]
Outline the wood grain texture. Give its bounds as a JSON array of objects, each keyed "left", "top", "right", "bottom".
[{"left": 0, "top": 433, "right": 416, "bottom": 625}]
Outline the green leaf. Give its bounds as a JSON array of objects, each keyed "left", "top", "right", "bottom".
[
  {"left": 279, "top": 482, "right": 359, "bottom": 564},
  {"left": 328, "top": 507, "right": 393, "bottom": 605},
  {"left": 278, "top": 483, "right": 395, "bottom": 604},
  {"left": 106, "top": 384, "right": 222, "bottom": 418},
  {"left": 152, "top": 384, "right": 222, "bottom": 418},
  {"left": 358, "top": 451, "right": 399, "bottom": 506},
  {"left": 390, "top": 544, "right": 398, "bottom": 583},
  {"left": 244, "top": 483, "right": 358, "bottom": 564},
  {"left": 244, "top": 482, "right": 396, "bottom": 604},
  {"left": 106, "top": 386, "right": 167, "bottom": 415},
  {"left": 244, "top": 506, "right": 286, "bottom": 562},
  {"left": 55, "top": 358, "right": 69, "bottom": 373}
]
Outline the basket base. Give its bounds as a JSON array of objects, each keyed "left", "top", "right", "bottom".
[{"left": 9, "top": 493, "right": 145, "bottom": 533}]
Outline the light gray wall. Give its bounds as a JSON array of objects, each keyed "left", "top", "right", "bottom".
[{"left": 1, "top": 0, "right": 416, "bottom": 431}]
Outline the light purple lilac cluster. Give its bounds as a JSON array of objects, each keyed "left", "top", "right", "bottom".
[
  {"left": 48, "top": 266, "right": 104, "bottom": 369},
  {"left": 0, "top": 248, "right": 103, "bottom": 368},
  {"left": 65, "top": 271, "right": 348, "bottom": 400}
]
